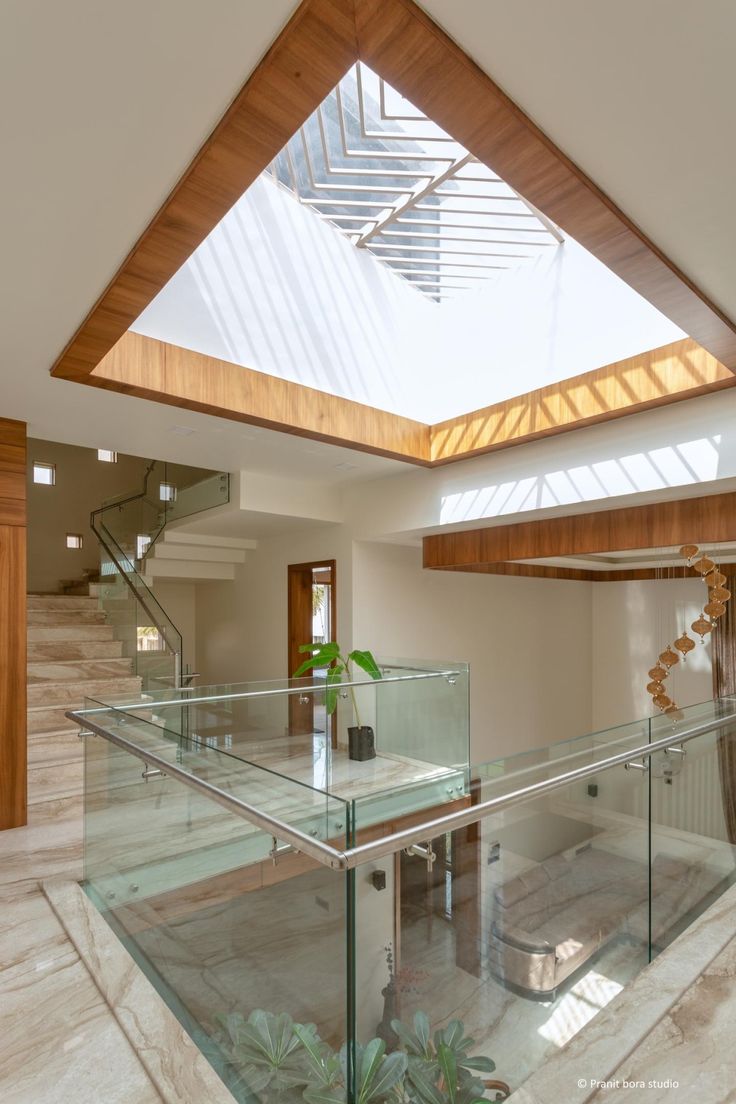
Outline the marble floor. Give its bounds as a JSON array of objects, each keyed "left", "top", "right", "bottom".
[{"left": 0, "top": 800, "right": 164, "bottom": 1103}]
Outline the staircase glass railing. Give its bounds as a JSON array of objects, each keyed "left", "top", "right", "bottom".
[
  {"left": 68, "top": 683, "right": 736, "bottom": 1102},
  {"left": 91, "top": 462, "right": 229, "bottom": 691}
]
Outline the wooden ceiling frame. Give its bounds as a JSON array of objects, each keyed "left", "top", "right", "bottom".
[
  {"left": 423, "top": 490, "right": 736, "bottom": 582},
  {"left": 50, "top": 0, "right": 736, "bottom": 464}
]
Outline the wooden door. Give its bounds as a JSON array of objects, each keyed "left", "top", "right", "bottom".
[{"left": 287, "top": 560, "right": 336, "bottom": 741}]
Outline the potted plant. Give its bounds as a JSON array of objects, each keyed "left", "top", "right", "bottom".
[{"left": 293, "top": 642, "right": 382, "bottom": 761}]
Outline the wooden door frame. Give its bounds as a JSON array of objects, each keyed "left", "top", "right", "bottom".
[{"left": 287, "top": 559, "right": 337, "bottom": 742}]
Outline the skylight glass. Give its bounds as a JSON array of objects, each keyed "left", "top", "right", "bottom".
[{"left": 266, "top": 64, "right": 562, "bottom": 300}]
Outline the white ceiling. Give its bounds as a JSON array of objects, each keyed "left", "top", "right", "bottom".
[{"left": 0, "top": 0, "right": 734, "bottom": 479}]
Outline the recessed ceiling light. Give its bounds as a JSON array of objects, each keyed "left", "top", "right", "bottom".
[
  {"left": 169, "top": 425, "right": 195, "bottom": 437},
  {"left": 334, "top": 462, "right": 358, "bottom": 471}
]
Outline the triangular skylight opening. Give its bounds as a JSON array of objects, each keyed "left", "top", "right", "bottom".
[{"left": 265, "top": 63, "right": 563, "bottom": 301}]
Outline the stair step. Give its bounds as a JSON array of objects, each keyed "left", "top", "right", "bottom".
[
  {"left": 146, "top": 559, "right": 235, "bottom": 581},
  {"left": 27, "top": 609, "right": 107, "bottom": 625},
  {"left": 27, "top": 624, "right": 115, "bottom": 642},
  {"left": 27, "top": 677, "right": 143, "bottom": 707},
  {"left": 63, "top": 583, "right": 102, "bottom": 597},
  {"left": 27, "top": 640, "right": 124, "bottom": 661},
  {"left": 150, "top": 543, "right": 246, "bottom": 564},
  {"left": 27, "top": 658, "right": 134, "bottom": 684},
  {"left": 28, "top": 759, "right": 83, "bottom": 806},
  {"left": 26, "top": 595, "right": 99, "bottom": 610},
  {"left": 28, "top": 728, "right": 84, "bottom": 768},
  {"left": 162, "top": 530, "right": 256, "bottom": 550}
]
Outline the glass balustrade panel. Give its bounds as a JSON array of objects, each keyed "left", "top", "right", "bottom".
[{"left": 83, "top": 704, "right": 350, "bottom": 1104}]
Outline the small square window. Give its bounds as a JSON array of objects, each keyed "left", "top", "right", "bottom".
[
  {"left": 33, "top": 461, "right": 55, "bottom": 485},
  {"left": 97, "top": 449, "right": 118, "bottom": 463},
  {"left": 66, "top": 533, "right": 83, "bottom": 550},
  {"left": 159, "top": 482, "right": 177, "bottom": 503},
  {"left": 136, "top": 533, "right": 151, "bottom": 559}
]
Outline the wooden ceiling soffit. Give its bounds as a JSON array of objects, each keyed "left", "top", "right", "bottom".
[
  {"left": 93, "top": 333, "right": 733, "bottom": 465},
  {"left": 423, "top": 491, "right": 736, "bottom": 574},
  {"left": 92, "top": 332, "right": 431, "bottom": 463},
  {"left": 51, "top": 0, "right": 736, "bottom": 395},
  {"left": 446, "top": 563, "right": 696, "bottom": 584},
  {"left": 430, "top": 338, "right": 734, "bottom": 463}
]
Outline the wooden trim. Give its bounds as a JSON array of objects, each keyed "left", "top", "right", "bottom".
[
  {"left": 92, "top": 333, "right": 431, "bottom": 464},
  {"left": 423, "top": 491, "right": 736, "bottom": 572},
  {"left": 443, "top": 562, "right": 698, "bottom": 583},
  {"left": 430, "top": 339, "right": 736, "bottom": 463},
  {"left": 0, "top": 417, "right": 27, "bottom": 830},
  {"left": 50, "top": 0, "right": 736, "bottom": 398},
  {"left": 91, "top": 332, "right": 733, "bottom": 467}
]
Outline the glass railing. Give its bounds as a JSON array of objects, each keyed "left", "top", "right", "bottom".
[
  {"left": 69, "top": 683, "right": 736, "bottom": 1102},
  {"left": 92, "top": 462, "right": 229, "bottom": 691}
]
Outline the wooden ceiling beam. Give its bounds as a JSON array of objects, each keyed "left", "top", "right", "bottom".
[{"left": 423, "top": 491, "right": 736, "bottom": 569}]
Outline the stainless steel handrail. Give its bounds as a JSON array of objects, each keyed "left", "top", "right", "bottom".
[
  {"left": 74, "top": 668, "right": 462, "bottom": 715},
  {"left": 67, "top": 707, "right": 736, "bottom": 872}
]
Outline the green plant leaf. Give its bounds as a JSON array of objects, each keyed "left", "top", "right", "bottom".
[
  {"left": 325, "top": 665, "right": 344, "bottom": 715},
  {"left": 358, "top": 1038, "right": 387, "bottom": 1102},
  {"left": 366, "top": 1052, "right": 408, "bottom": 1101},
  {"left": 436, "top": 1045, "right": 458, "bottom": 1104},
  {"left": 459, "top": 1056, "right": 495, "bottom": 1074},
  {"left": 304, "top": 1086, "right": 346, "bottom": 1104},
  {"left": 349, "top": 649, "right": 382, "bottom": 680},
  {"left": 406, "top": 1064, "right": 446, "bottom": 1104},
  {"left": 413, "top": 1012, "right": 431, "bottom": 1055},
  {"left": 293, "top": 642, "right": 341, "bottom": 678}
]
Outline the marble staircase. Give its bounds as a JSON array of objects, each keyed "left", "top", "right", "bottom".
[{"left": 26, "top": 593, "right": 142, "bottom": 808}]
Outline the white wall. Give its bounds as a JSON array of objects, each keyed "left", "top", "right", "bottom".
[
  {"left": 195, "top": 522, "right": 352, "bottom": 686},
  {"left": 351, "top": 542, "right": 593, "bottom": 763},
  {"left": 591, "top": 578, "right": 713, "bottom": 731},
  {"left": 150, "top": 580, "right": 198, "bottom": 673}
]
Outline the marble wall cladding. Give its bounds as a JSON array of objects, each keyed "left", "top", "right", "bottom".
[{"left": 44, "top": 879, "right": 237, "bottom": 1104}]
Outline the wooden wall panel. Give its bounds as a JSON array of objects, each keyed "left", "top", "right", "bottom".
[
  {"left": 0, "top": 417, "right": 27, "bottom": 830},
  {"left": 424, "top": 491, "right": 736, "bottom": 572},
  {"left": 431, "top": 339, "right": 735, "bottom": 463},
  {"left": 93, "top": 333, "right": 431, "bottom": 463}
]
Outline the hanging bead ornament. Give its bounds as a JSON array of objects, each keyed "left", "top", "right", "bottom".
[
  {"left": 653, "top": 692, "right": 672, "bottom": 710},
  {"left": 704, "top": 599, "right": 726, "bottom": 620},
  {"left": 674, "top": 631, "right": 695, "bottom": 659},
  {"left": 659, "top": 646, "right": 680, "bottom": 669},
  {"left": 711, "top": 586, "right": 731, "bottom": 603},
  {"left": 679, "top": 544, "right": 699, "bottom": 563},
  {"left": 693, "top": 555, "right": 716, "bottom": 576},
  {"left": 649, "top": 664, "right": 668, "bottom": 681},
  {"left": 692, "top": 615, "right": 713, "bottom": 641},
  {"left": 646, "top": 680, "right": 665, "bottom": 695},
  {"left": 665, "top": 705, "right": 684, "bottom": 721},
  {"left": 704, "top": 570, "right": 727, "bottom": 589}
]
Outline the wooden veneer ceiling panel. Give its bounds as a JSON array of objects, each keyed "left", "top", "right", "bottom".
[
  {"left": 50, "top": 0, "right": 736, "bottom": 464},
  {"left": 423, "top": 491, "right": 736, "bottom": 582}
]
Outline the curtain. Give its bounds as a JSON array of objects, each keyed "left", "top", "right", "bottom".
[{"left": 712, "top": 573, "right": 736, "bottom": 843}]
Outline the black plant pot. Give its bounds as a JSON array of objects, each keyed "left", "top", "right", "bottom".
[{"left": 348, "top": 725, "right": 376, "bottom": 761}]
